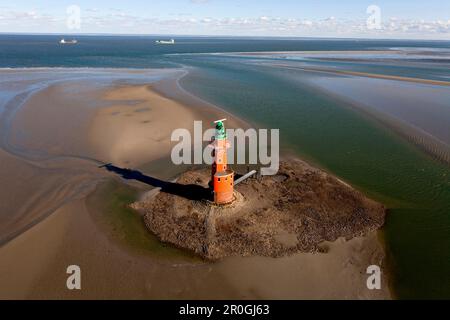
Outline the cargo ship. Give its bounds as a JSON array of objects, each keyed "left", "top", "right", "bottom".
[
  {"left": 60, "top": 39, "right": 78, "bottom": 44},
  {"left": 155, "top": 39, "right": 175, "bottom": 45}
]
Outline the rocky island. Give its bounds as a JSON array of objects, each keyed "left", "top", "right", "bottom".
[{"left": 132, "top": 159, "right": 386, "bottom": 260}]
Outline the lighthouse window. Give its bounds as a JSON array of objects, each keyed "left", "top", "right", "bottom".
[{"left": 218, "top": 178, "right": 221, "bottom": 182}]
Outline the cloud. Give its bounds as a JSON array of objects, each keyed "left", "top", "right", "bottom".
[
  {"left": 0, "top": 7, "right": 448, "bottom": 39},
  {"left": 0, "top": 8, "right": 61, "bottom": 26}
]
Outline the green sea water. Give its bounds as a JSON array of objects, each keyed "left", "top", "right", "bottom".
[{"left": 178, "top": 58, "right": 450, "bottom": 299}]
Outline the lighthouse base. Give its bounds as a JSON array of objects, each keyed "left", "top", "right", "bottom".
[{"left": 213, "top": 170, "right": 235, "bottom": 205}]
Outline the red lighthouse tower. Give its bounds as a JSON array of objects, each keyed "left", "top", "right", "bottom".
[{"left": 210, "top": 119, "right": 234, "bottom": 205}]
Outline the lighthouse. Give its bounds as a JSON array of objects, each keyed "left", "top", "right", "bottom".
[{"left": 210, "top": 119, "right": 234, "bottom": 205}]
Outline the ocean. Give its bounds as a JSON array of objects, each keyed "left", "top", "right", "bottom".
[
  {"left": 1, "top": 34, "right": 450, "bottom": 298},
  {"left": 1, "top": 34, "right": 450, "bottom": 69}
]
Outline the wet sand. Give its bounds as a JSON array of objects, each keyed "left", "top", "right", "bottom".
[
  {"left": 253, "top": 61, "right": 450, "bottom": 165},
  {"left": 226, "top": 50, "right": 404, "bottom": 57},
  {"left": 0, "top": 69, "right": 390, "bottom": 299},
  {"left": 229, "top": 49, "right": 450, "bottom": 61},
  {"left": 271, "top": 63, "right": 450, "bottom": 87},
  {"left": 89, "top": 84, "right": 196, "bottom": 167},
  {"left": 303, "top": 73, "right": 450, "bottom": 164}
]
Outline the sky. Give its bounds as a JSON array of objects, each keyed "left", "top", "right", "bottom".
[{"left": 1, "top": 0, "right": 449, "bottom": 39}]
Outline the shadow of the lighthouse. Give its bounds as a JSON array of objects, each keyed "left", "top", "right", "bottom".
[{"left": 100, "top": 163, "right": 211, "bottom": 201}]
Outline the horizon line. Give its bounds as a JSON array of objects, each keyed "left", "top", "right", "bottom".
[{"left": 1, "top": 32, "right": 449, "bottom": 42}]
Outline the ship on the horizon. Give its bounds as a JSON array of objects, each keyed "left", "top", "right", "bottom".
[
  {"left": 59, "top": 39, "right": 78, "bottom": 45},
  {"left": 155, "top": 39, "right": 175, "bottom": 45}
]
